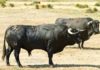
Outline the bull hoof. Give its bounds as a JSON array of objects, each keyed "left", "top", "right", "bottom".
[
  {"left": 49, "top": 65, "right": 54, "bottom": 67},
  {"left": 19, "top": 65, "right": 23, "bottom": 68},
  {"left": 81, "top": 47, "right": 84, "bottom": 49},
  {"left": 82, "top": 47, "right": 84, "bottom": 49},
  {"left": 7, "top": 64, "right": 10, "bottom": 66},
  {"left": 49, "top": 63, "right": 54, "bottom": 67},
  {"left": 79, "top": 47, "right": 84, "bottom": 49},
  {"left": 79, "top": 48, "right": 82, "bottom": 49}
]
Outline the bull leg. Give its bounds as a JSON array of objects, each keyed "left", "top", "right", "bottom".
[
  {"left": 14, "top": 47, "right": 22, "bottom": 67},
  {"left": 6, "top": 47, "right": 13, "bottom": 66},
  {"left": 77, "top": 43, "right": 81, "bottom": 49},
  {"left": 47, "top": 40, "right": 54, "bottom": 66},
  {"left": 81, "top": 40, "right": 84, "bottom": 49},
  {"left": 48, "top": 52, "right": 53, "bottom": 66}
]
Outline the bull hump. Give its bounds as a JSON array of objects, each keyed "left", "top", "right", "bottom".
[
  {"left": 42, "top": 26, "right": 54, "bottom": 30},
  {"left": 12, "top": 26, "right": 18, "bottom": 30}
]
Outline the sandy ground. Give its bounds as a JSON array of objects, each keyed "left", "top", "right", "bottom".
[{"left": 0, "top": 4, "right": 100, "bottom": 70}]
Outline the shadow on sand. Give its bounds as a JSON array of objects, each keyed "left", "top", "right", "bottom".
[
  {"left": 26, "top": 64, "right": 100, "bottom": 69},
  {"left": 83, "top": 47, "right": 100, "bottom": 50},
  {"left": 67, "top": 47, "right": 100, "bottom": 50},
  {"left": 25, "top": 47, "right": 100, "bottom": 68}
]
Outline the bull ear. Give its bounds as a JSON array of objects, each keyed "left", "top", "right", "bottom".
[
  {"left": 87, "top": 21, "right": 93, "bottom": 25},
  {"left": 68, "top": 28, "right": 79, "bottom": 35},
  {"left": 94, "top": 20, "right": 100, "bottom": 23}
]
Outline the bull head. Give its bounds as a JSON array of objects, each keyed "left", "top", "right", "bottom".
[
  {"left": 87, "top": 20, "right": 100, "bottom": 34},
  {"left": 93, "top": 20, "right": 100, "bottom": 34}
]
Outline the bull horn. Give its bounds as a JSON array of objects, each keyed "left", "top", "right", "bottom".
[
  {"left": 77, "top": 29, "right": 84, "bottom": 31},
  {"left": 68, "top": 28, "right": 78, "bottom": 34},
  {"left": 87, "top": 21, "right": 93, "bottom": 25}
]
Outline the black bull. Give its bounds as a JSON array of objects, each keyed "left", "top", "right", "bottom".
[
  {"left": 2, "top": 24, "right": 81, "bottom": 67},
  {"left": 55, "top": 17, "right": 100, "bottom": 48}
]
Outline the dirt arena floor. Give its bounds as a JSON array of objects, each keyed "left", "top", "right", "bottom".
[{"left": 0, "top": 5, "right": 100, "bottom": 70}]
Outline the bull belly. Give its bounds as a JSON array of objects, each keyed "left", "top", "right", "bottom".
[{"left": 22, "top": 43, "right": 46, "bottom": 51}]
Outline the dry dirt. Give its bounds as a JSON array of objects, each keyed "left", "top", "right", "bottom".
[{"left": 0, "top": 6, "right": 100, "bottom": 70}]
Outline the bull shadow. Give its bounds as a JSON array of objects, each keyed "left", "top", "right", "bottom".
[
  {"left": 83, "top": 47, "right": 100, "bottom": 50},
  {"left": 67, "top": 47, "right": 100, "bottom": 50},
  {"left": 26, "top": 64, "right": 100, "bottom": 69}
]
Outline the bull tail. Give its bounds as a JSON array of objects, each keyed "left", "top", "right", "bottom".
[{"left": 2, "top": 30, "right": 7, "bottom": 60}]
